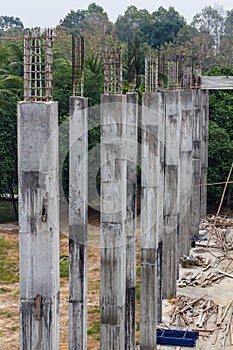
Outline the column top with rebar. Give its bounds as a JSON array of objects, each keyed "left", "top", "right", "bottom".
[{"left": 23, "top": 28, "right": 53, "bottom": 102}]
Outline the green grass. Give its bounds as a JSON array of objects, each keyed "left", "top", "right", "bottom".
[
  {"left": 60, "top": 254, "right": 69, "bottom": 278},
  {"left": 88, "top": 307, "right": 100, "bottom": 314},
  {"left": 87, "top": 321, "right": 100, "bottom": 335},
  {"left": 0, "top": 237, "right": 18, "bottom": 283},
  {"left": 0, "top": 309, "right": 13, "bottom": 318},
  {"left": 0, "top": 287, "right": 8, "bottom": 294}
]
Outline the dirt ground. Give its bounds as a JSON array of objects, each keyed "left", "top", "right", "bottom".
[
  {"left": 0, "top": 210, "right": 103, "bottom": 350},
  {"left": 0, "top": 212, "right": 233, "bottom": 349}
]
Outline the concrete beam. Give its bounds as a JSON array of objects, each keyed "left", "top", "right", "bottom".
[
  {"left": 18, "top": 101, "right": 59, "bottom": 349},
  {"left": 201, "top": 76, "right": 233, "bottom": 89}
]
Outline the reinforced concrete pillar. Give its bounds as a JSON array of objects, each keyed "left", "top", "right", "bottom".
[
  {"left": 125, "top": 92, "right": 138, "bottom": 349},
  {"left": 140, "top": 91, "right": 165, "bottom": 348},
  {"left": 100, "top": 94, "right": 127, "bottom": 349},
  {"left": 163, "top": 91, "right": 181, "bottom": 299},
  {"left": 191, "top": 90, "right": 202, "bottom": 238},
  {"left": 69, "top": 97, "right": 88, "bottom": 349},
  {"left": 156, "top": 92, "right": 165, "bottom": 322},
  {"left": 18, "top": 101, "right": 59, "bottom": 349},
  {"left": 179, "top": 91, "right": 193, "bottom": 256},
  {"left": 200, "top": 90, "right": 209, "bottom": 218}
]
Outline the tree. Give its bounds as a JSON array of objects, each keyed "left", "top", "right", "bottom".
[
  {"left": 59, "top": 3, "right": 114, "bottom": 53},
  {"left": 225, "top": 9, "right": 233, "bottom": 38},
  {"left": 208, "top": 121, "right": 233, "bottom": 208},
  {"left": 0, "top": 16, "right": 23, "bottom": 33},
  {"left": 115, "top": 6, "right": 154, "bottom": 44},
  {"left": 59, "top": 10, "right": 85, "bottom": 36},
  {"left": 151, "top": 6, "right": 186, "bottom": 48},
  {"left": 191, "top": 6, "right": 225, "bottom": 48},
  {"left": 206, "top": 66, "right": 233, "bottom": 208},
  {"left": 0, "top": 44, "right": 23, "bottom": 219}
]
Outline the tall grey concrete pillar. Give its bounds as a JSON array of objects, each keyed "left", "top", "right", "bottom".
[
  {"left": 179, "top": 91, "right": 193, "bottom": 256},
  {"left": 18, "top": 101, "right": 59, "bottom": 349},
  {"left": 156, "top": 92, "right": 165, "bottom": 322},
  {"left": 191, "top": 90, "right": 202, "bottom": 238},
  {"left": 125, "top": 92, "right": 138, "bottom": 349},
  {"left": 69, "top": 97, "right": 88, "bottom": 349},
  {"left": 100, "top": 95, "right": 127, "bottom": 349},
  {"left": 140, "top": 91, "right": 165, "bottom": 348},
  {"left": 163, "top": 91, "right": 181, "bottom": 299},
  {"left": 141, "top": 91, "right": 165, "bottom": 331},
  {"left": 200, "top": 90, "right": 209, "bottom": 218}
]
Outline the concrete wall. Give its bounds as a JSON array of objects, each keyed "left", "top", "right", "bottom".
[{"left": 18, "top": 101, "right": 59, "bottom": 349}]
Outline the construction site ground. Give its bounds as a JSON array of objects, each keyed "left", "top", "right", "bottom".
[{"left": 0, "top": 210, "right": 232, "bottom": 349}]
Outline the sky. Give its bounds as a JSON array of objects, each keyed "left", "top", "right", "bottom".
[{"left": 2, "top": 0, "right": 233, "bottom": 28}]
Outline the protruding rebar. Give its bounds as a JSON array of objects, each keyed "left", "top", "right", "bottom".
[
  {"left": 145, "top": 55, "right": 158, "bottom": 92},
  {"left": 103, "top": 46, "right": 122, "bottom": 94},
  {"left": 72, "top": 35, "right": 84, "bottom": 97},
  {"left": 23, "top": 28, "right": 53, "bottom": 101}
]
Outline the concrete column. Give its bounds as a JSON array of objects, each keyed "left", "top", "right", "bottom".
[
  {"left": 140, "top": 91, "right": 165, "bottom": 348},
  {"left": 125, "top": 92, "right": 138, "bottom": 349},
  {"left": 100, "top": 95, "right": 127, "bottom": 349},
  {"left": 179, "top": 91, "right": 193, "bottom": 256},
  {"left": 69, "top": 97, "right": 88, "bottom": 349},
  {"left": 163, "top": 91, "right": 181, "bottom": 299},
  {"left": 156, "top": 92, "right": 165, "bottom": 322},
  {"left": 191, "top": 90, "right": 202, "bottom": 238},
  {"left": 200, "top": 90, "right": 209, "bottom": 218},
  {"left": 18, "top": 102, "right": 59, "bottom": 349}
]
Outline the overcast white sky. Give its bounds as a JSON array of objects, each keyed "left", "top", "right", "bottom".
[{"left": 2, "top": 0, "right": 233, "bottom": 28}]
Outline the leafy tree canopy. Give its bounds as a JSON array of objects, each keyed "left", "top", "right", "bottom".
[{"left": 151, "top": 6, "right": 186, "bottom": 48}]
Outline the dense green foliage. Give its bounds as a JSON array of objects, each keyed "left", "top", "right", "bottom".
[
  {"left": 0, "top": 3, "right": 233, "bottom": 217},
  {"left": 207, "top": 66, "right": 233, "bottom": 208}
]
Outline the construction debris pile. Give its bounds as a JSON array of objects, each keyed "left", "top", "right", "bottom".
[
  {"left": 178, "top": 250, "right": 233, "bottom": 288},
  {"left": 169, "top": 295, "right": 233, "bottom": 347},
  {"left": 199, "top": 216, "right": 233, "bottom": 246},
  {"left": 169, "top": 215, "right": 233, "bottom": 347}
]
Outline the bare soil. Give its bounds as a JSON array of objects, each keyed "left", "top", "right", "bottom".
[{"left": 0, "top": 211, "right": 103, "bottom": 350}]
